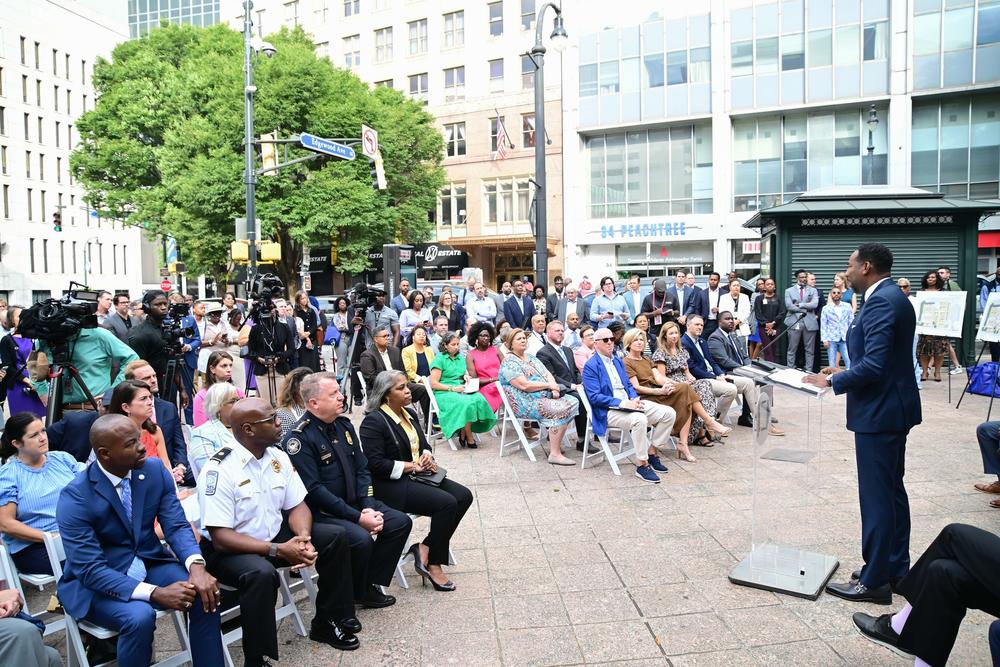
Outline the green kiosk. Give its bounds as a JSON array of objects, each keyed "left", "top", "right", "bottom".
[{"left": 744, "top": 187, "right": 998, "bottom": 365}]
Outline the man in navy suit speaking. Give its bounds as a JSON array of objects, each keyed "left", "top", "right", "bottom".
[{"left": 804, "top": 243, "right": 921, "bottom": 604}]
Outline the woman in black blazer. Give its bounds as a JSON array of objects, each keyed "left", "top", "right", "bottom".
[{"left": 359, "top": 369, "right": 473, "bottom": 592}]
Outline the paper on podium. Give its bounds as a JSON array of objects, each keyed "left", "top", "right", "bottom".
[
  {"left": 767, "top": 368, "right": 827, "bottom": 396},
  {"left": 463, "top": 378, "right": 480, "bottom": 394}
]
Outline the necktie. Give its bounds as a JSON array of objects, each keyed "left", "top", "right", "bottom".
[
  {"left": 119, "top": 478, "right": 147, "bottom": 581},
  {"left": 800, "top": 287, "right": 805, "bottom": 300},
  {"left": 729, "top": 334, "right": 743, "bottom": 364},
  {"left": 327, "top": 426, "right": 358, "bottom": 505}
]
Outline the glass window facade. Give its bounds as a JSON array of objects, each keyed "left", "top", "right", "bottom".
[
  {"left": 408, "top": 19, "right": 428, "bottom": 55},
  {"left": 443, "top": 122, "right": 466, "bottom": 157},
  {"left": 912, "top": 94, "right": 1000, "bottom": 199},
  {"left": 483, "top": 177, "right": 531, "bottom": 225},
  {"left": 913, "top": 0, "right": 1000, "bottom": 89},
  {"left": 586, "top": 124, "right": 713, "bottom": 218},
  {"left": 439, "top": 183, "right": 467, "bottom": 227},
  {"left": 730, "top": 0, "right": 888, "bottom": 109},
  {"left": 732, "top": 105, "right": 888, "bottom": 212},
  {"left": 578, "top": 15, "right": 711, "bottom": 127},
  {"left": 128, "top": 0, "right": 220, "bottom": 38}
]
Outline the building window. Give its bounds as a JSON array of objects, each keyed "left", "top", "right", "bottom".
[
  {"left": 72, "top": 241, "right": 77, "bottom": 272},
  {"left": 489, "top": 58, "right": 504, "bottom": 90},
  {"left": 521, "top": 54, "right": 535, "bottom": 89},
  {"left": 521, "top": 0, "right": 535, "bottom": 30},
  {"left": 0, "top": 107, "right": 5, "bottom": 136},
  {"left": 408, "top": 72, "right": 428, "bottom": 102},
  {"left": 588, "top": 125, "right": 714, "bottom": 218},
  {"left": 26, "top": 188, "right": 33, "bottom": 221},
  {"left": 489, "top": 116, "right": 507, "bottom": 153},
  {"left": 53, "top": 85, "right": 59, "bottom": 111},
  {"left": 38, "top": 153, "right": 44, "bottom": 180},
  {"left": 21, "top": 75, "right": 27, "bottom": 103},
  {"left": 56, "top": 156, "right": 61, "bottom": 182},
  {"left": 0, "top": 67, "right": 4, "bottom": 97},
  {"left": 374, "top": 79, "right": 393, "bottom": 88},
  {"left": 33, "top": 42, "right": 39, "bottom": 70},
  {"left": 439, "top": 182, "right": 467, "bottom": 226},
  {"left": 408, "top": 19, "right": 427, "bottom": 55},
  {"left": 443, "top": 66, "right": 465, "bottom": 101},
  {"left": 19, "top": 36, "right": 25, "bottom": 65},
  {"left": 37, "top": 117, "right": 42, "bottom": 144},
  {"left": 443, "top": 11, "right": 464, "bottom": 48},
  {"left": 443, "top": 122, "right": 466, "bottom": 157},
  {"left": 23, "top": 113, "right": 29, "bottom": 140},
  {"left": 483, "top": 176, "right": 532, "bottom": 224},
  {"left": 374, "top": 27, "right": 393, "bottom": 63},
  {"left": 522, "top": 114, "right": 535, "bottom": 148},
  {"left": 52, "top": 48, "right": 57, "bottom": 75},
  {"left": 29, "top": 239, "right": 35, "bottom": 273},
  {"left": 342, "top": 34, "right": 360, "bottom": 68},
  {"left": 344, "top": 0, "right": 359, "bottom": 17},
  {"left": 489, "top": 2, "right": 504, "bottom": 37},
  {"left": 25, "top": 150, "right": 30, "bottom": 178},
  {"left": 0, "top": 145, "right": 5, "bottom": 174},
  {"left": 64, "top": 54, "right": 70, "bottom": 79},
  {"left": 40, "top": 190, "right": 45, "bottom": 220},
  {"left": 60, "top": 240, "right": 65, "bottom": 273},
  {"left": 42, "top": 239, "right": 48, "bottom": 273}
]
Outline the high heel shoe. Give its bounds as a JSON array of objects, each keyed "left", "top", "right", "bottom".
[
  {"left": 408, "top": 544, "right": 456, "bottom": 591},
  {"left": 677, "top": 450, "right": 697, "bottom": 462},
  {"left": 707, "top": 420, "right": 732, "bottom": 437}
]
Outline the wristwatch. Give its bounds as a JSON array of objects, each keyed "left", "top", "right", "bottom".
[
  {"left": 190, "top": 556, "right": 207, "bottom": 567},
  {"left": 826, "top": 375, "right": 833, "bottom": 387},
  {"left": 268, "top": 542, "right": 279, "bottom": 558}
]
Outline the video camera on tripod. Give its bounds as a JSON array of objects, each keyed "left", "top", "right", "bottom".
[
  {"left": 160, "top": 302, "right": 196, "bottom": 355},
  {"left": 247, "top": 273, "right": 285, "bottom": 321},
  {"left": 347, "top": 282, "right": 386, "bottom": 318}
]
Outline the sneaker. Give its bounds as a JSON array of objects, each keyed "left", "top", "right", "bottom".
[
  {"left": 647, "top": 454, "right": 669, "bottom": 473},
  {"left": 634, "top": 464, "right": 661, "bottom": 484},
  {"left": 949, "top": 366, "right": 964, "bottom": 375}
]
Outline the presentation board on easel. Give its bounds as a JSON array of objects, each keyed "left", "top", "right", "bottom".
[
  {"left": 913, "top": 290, "right": 966, "bottom": 338},
  {"left": 978, "top": 292, "right": 1000, "bottom": 343}
]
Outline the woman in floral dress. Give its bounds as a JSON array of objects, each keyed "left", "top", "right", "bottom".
[{"left": 652, "top": 322, "right": 725, "bottom": 447}]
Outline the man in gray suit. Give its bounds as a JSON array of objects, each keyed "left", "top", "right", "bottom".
[
  {"left": 784, "top": 269, "right": 820, "bottom": 370},
  {"left": 102, "top": 293, "right": 140, "bottom": 344},
  {"left": 556, "top": 284, "right": 590, "bottom": 325}
]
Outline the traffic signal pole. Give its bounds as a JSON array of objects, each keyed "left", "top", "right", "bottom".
[{"left": 242, "top": 0, "right": 258, "bottom": 283}]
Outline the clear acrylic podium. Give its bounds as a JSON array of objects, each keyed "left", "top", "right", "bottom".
[{"left": 728, "top": 367, "right": 839, "bottom": 600}]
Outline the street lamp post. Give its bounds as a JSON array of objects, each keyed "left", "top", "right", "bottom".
[
  {"left": 243, "top": 0, "right": 259, "bottom": 284},
  {"left": 530, "top": 3, "right": 568, "bottom": 292},
  {"left": 866, "top": 104, "right": 879, "bottom": 186}
]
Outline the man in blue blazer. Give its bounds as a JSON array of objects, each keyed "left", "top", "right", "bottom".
[
  {"left": 56, "top": 414, "right": 223, "bottom": 667},
  {"left": 680, "top": 315, "right": 737, "bottom": 418},
  {"left": 582, "top": 329, "right": 675, "bottom": 483},
  {"left": 502, "top": 279, "right": 535, "bottom": 328},
  {"left": 804, "top": 243, "right": 921, "bottom": 604}
]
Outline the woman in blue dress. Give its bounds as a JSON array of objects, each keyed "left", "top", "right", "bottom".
[{"left": 498, "top": 328, "right": 579, "bottom": 466}]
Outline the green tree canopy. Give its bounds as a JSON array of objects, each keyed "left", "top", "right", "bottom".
[{"left": 71, "top": 23, "right": 444, "bottom": 288}]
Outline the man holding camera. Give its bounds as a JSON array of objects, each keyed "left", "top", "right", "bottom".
[
  {"left": 128, "top": 291, "right": 194, "bottom": 409},
  {"left": 246, "top": 302, "right": 293, "bottom": 407}
]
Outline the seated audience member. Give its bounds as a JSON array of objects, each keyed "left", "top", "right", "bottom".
[
  {"left": 107, "top": 381, "right": 186, "bottom": 485},
  {"left": 607, "top": 320, "right": 626, "bottom": 358},
  {"left": 707, "top": 311, "right": 784, "bottom": 436},
  {"left": 187, "top": 383, "right": 240, "bottom": 480},
  {"left": 0, "top": 413, "right": 85, "bottom": 574},
  {"left": 622, "top": 330, "right": 703, "bottom": 463},
  {"left": 0, "top": 586, "right": 62, "bottom": 666},
  {"left": 192, "top": 351, "right": 244, "bottom": 427},
  {"left": 432, "top": 291, "right": 465, "bottom": 335},
  {"left": 402, "top": 325, "right": 436, "bottom": 382},
  {"left": 428, "top": 316, "right": 449, "bottom": 350},
  {"left": 564, "top": 311, "right": 584, "bottom": 349},
  {"left": 46, "top": 410, "right": 100, "bottom": 463},
  {"left": 679, "top": 315, "right": 738, "bottom": 422},
  {"left": 500, "top": 329, "right": 580, "bottom": 465},
  {"left": 359, "top": 371, "right": 473, "bottom": 592},
  {"left": 198, "top": 398, "right": 360, "bottom": 658},
  {"left": 582, "top": 328, "right": 677, "bottom": 483},
  {"left": 535, "top": 320, "right": 593, "bottom": 453},
  {"left": 465, "top": 322, "right": 503, "bottom": 413},
  {"left": 57, "top": 414, "right": 224, "bottom": 667},
  {"left": 631, "top": 313, "right": 655, "bottom": 357},
  {"left": 653, "top": 322, "right": 731, "bottom": 448},
  {"left": 975, "top": 420, "right": 1000, "bottom": 509},
  {"left": 276, "top": 367, "right": 313, "bottom": 437},
  {"left": 574, "top": 325, "right": 596, "bottom": 372},
  {"left": 428, "top": 333, "right": 497, "bottom": 449},
  {"left": 525, "top": 314, "right": 548, "bottom": 356},
  {"left": 281, "top": 373, "right": 410, "bottom": 608},
  {"left": 852, "top": 523, "right": 1000, "bottom": 667},
  {"left": 124, "top": 360, "right": 191, "bottom": 485},
  {"left": 360, "top": 326, "right": 430, "bottom": 421}
]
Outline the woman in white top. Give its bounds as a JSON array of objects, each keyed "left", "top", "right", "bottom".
[
  {"left": 399, "top": 291, "right": 434, "bottom": 346},
  {"left": 718, "top": 279, "right": 752, "bottom": 339},
  {"left": 196, "top": 303, "right": 230, "bottom": 374}
]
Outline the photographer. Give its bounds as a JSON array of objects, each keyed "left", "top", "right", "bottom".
[
  {"left": 127, "top": 291, "right": 190, "bottom": 408},
  {"left": 246, "top": 303, "right": 293, "bottom": 406}
]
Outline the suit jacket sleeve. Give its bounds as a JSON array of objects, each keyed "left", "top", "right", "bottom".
[
  {"left": 158, "top": 401, "right": 189, "bottom": 472},
  {"left": 359, "top": 412, "right": 399, "bottom": 479},
  {"left": 707, "top": 333, "right": 736, "bottom": 371},
  {"left": 157, "top": 461, "right": 200, "bottom": 563},
  {"left": 57, "top": 481, "right": 139, "bottom": 602},
  {"left": 785, "top": 288, "right": 802, "bottom": 313},
  {"left": 830, "top": 295, "right": 894, "bottom": 396},
  {"left": 359, "top": 349, "right": 378, "bottom": 389},
  {"left": 401, "top": 347, "right": 417, "bottom": 381},
  {"left": 582, "top": 359, "right": 622, "bottom": 409}
]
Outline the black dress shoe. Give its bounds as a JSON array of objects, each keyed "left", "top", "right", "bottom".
[
  {"left": 360, "top": 584, "right": 396, "bottom": 608},
  {"left": 339, "top": 616, "right": 363, "bottom": 633},
  {"left": 737, "top": 417, "right": 754, "bottom": 428},
  {"left": 852, "top": 612, "right": 915, "bottom": 658},
  {"left": 576, "top": 440, "right": 601, "bottom": 453},
  {"left": 309, "top": 620, "right": 360, "bottom": 651},
  {"left": 825, "top": 580, "right": 893, "bottom": 605},
  {"left": 850, "top": 570, "right": 904, "bottom": 595}
]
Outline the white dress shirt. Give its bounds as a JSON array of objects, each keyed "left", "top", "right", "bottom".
[{"left": 598, "top": 352, "right": 628, "bottom": 401}]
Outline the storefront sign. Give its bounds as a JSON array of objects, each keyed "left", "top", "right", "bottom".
[
  {"left": 599, "top": 222, "right": 687, "bottom": 239},
  {"left": 742, "top": 240, "right": 761, "bottom": 254},
  {"left": 367, "top": 242, "right": 468, "bottom": 271}
]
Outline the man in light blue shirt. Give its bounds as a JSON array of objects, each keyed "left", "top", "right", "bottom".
[
  {"left": 590, "top": 276, "right": 629, "bottom": 330},
  {"left": 465, "top": 283, "right": 497, "bottom": 326},
  {"left": 821, "top": 287, "right": 854, "bottom": 369}
]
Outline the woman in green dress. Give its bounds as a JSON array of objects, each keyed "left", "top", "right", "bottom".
[{"left": 429, "top": 332, "right": 497, "bottom": 448}]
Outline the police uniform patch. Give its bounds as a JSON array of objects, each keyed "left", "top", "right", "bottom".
[
  {"left": 205, "top": 470, "right": 219, "bottom": 496},
  {"left": 271, "top": 459, "right": 282, "bottom": 473},
  {"left": 344, "top": 431, "right": 354, "bottom": 446},
  {"left": 285, "top": 438, "right": 302, "bottom": 455}
]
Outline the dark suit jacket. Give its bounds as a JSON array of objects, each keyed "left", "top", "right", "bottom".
[
  {"left": 359, "top": 344, "right": 406, "bottom": 390},
  {"left": 666, "top": 286, "right": 695, "bottom": 317},
  {"left": 155, "top": 396, "right": 192, "bottom": 485},
  {"left": 707, "top": 328, "right": 747, "bottom": 372},
  {"left": 56, "top": 458, "right": 198, "bottom": 618},
  {"left": 47, "top": 411, "right": 101, "bottom": 462},
  {"left": 681, "top": 333, "right": 724, "bottom": 379},
  {"left": 545, "top": 291, "right": 564, "bottom": 320},
  {"left": 358, "top": 406, "right": 432, "bottom": 509},
  {"left": 557, "top": 298, "right": 590, "bottom": 324},
  {"left": 102, "top": 313, "right": 141, "bottom": 344},
  {"left": 503, "top": 295, "right": 535, "bottom": 329},
  {"left": 830, "top": 279, "right": 922, "bottom": 433},
  {"left": 536, "top": 342, "right": 582, "bottom": 391}
]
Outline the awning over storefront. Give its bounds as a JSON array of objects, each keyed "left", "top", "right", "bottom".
[{"left": 445, "top": 234, "right": 560, "bottom": 250}]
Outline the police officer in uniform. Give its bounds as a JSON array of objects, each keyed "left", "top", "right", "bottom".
[
  {"left": 283, "top": 372, "right": 411, "bottom": 608},
  {"left": 197, "top": 397, "right": 361, "bottom": 665}
]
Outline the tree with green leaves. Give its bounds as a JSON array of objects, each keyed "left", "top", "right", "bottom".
[{"left": 71, "top": 23, "right": 444, "bottom": 290}]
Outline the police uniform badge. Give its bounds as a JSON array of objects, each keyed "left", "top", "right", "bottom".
[
  {"left": 205, "top": 470, "right": 219, "bottom": 496},
  {"left": 272, "top": 459, "right": 282, "bottom": 474},
  {"left": 285, "top": 438, "right": 301, "bottom": 455},
  {"left": 344, "top": 431, "right": 354, "bottom": 447}
]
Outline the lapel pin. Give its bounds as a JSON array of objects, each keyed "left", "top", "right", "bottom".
[{"left": 138, "top": 474, "right": 145, "bottom": 480}]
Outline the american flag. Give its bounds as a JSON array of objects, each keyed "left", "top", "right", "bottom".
[{"left": 494, "top": 117, "right": 509, "bottom": 160}]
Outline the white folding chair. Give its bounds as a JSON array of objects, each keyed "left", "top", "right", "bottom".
[
  {"left": 496, "top": 386, "right": 543, "bottom": 461},
  {"left": 575, "top": 385, "right": 636, "bottom": 476},
  {"left": 0, "top": 541, "right": 65, "bottom": 638},
  {"left": 422, "top": 376, "right": 458, "bottom": 451},
  {"left": 356, "top": 370, "right": 368, "bottom": 406},
  {"left": 42, "top": 532, "right": 192, "bottom": 667}
]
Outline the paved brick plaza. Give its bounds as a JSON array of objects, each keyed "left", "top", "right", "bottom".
[{"left": 38, "top": 378, "right": 999, "bottom": 665}]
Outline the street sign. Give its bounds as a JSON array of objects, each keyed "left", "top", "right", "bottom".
[
  {"left": 361, "top": 124, "right": 379, "bottom": 159},
  {"left": 160, "top": 279, "right": 172, "bottom": 291},
  {"left": 300, "top": 133, "right": 356, "bottom": 160},
  {"left": 159, "top": 268, "right": 170, "bottom": 277}
]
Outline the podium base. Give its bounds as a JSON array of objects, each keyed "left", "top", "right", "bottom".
[{"left": 729, "top": 543, "right": 839, "bottom": 601}]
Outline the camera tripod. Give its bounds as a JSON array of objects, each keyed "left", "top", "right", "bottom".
[
  {"left": 44, "top": 340, "right": 100, "bottom": 426},
  {"left": 161, "top": 352, "right": 184, "bottom": 408},
  {"left": 341, "top": 311, "right": 371, "bottom": 413}
]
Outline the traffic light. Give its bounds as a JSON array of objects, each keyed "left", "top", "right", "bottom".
[
  {"left": 260, "top": 132, "right": 277, "bottom": 175},
  {"left": 53, "top": 211, "right": 62, "bottom": 232},
  {"left": 369, "top": 155, "right": 386, "bottom": 190}
]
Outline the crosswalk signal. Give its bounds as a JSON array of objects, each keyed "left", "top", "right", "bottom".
[
  {"left": 260, "top": 132, "right": 277, "bottom": 175},
  {"left": 53, "top": 211, "right": 62, "bottom": 232}
]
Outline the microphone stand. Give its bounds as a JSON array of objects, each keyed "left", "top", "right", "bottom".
[{"left": 753, "top": 311, "right": 807, "bottom": 371}]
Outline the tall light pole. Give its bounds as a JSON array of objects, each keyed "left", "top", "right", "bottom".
[
  {"left": 530, "top": 3, "right": 568, "bottom": 292},
  {"left": 243, "top": 0, "right": 259, "bottom": 284},
  {"left": 866, "top": 104, "right": 879, "bottom": 186}
]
